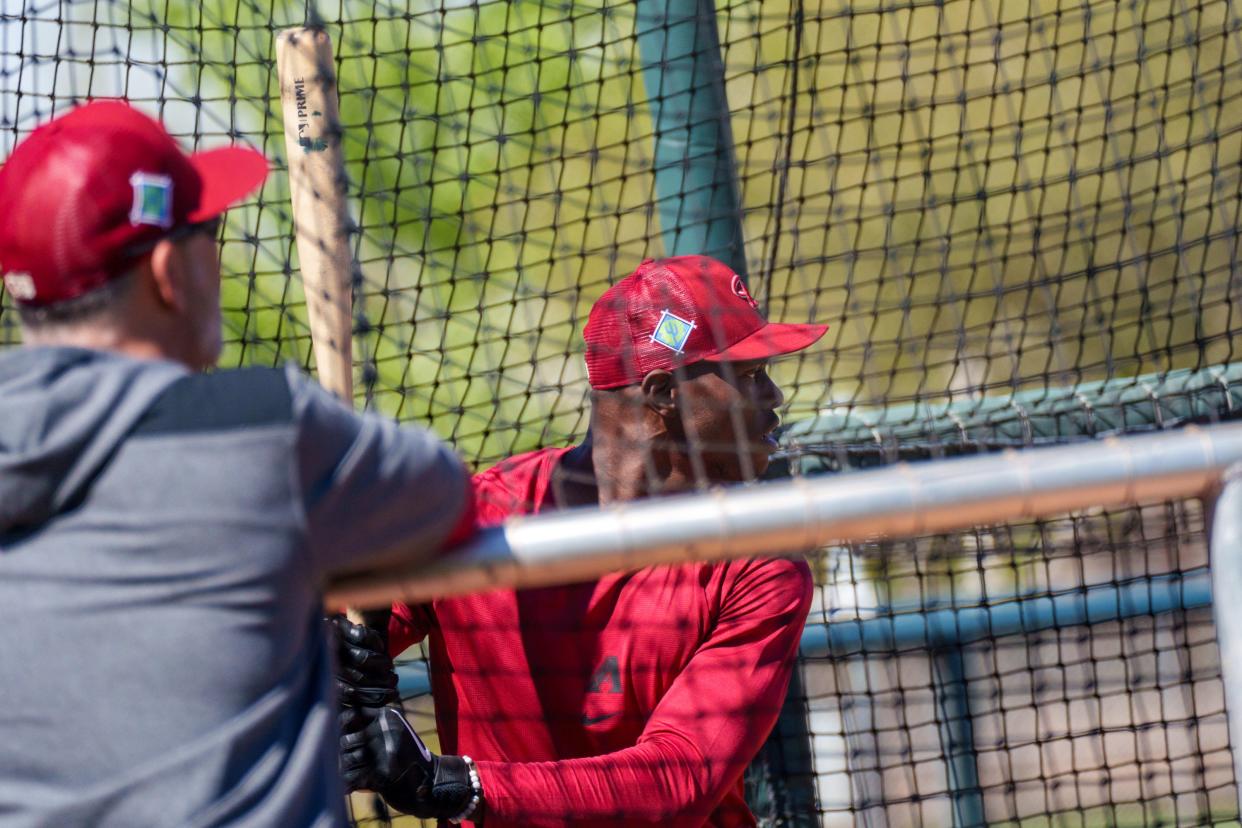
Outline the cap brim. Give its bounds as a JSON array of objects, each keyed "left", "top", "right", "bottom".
[
  {"left": 705, "top": 321, "right": 829, "bottom": 363},
  {"left": 186, "top": 146, "right": 269, "bottom": 222}
]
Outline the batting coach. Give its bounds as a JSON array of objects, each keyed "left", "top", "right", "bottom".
[{"left": 0, "top": 101, "right": 471, "bottom": 827}]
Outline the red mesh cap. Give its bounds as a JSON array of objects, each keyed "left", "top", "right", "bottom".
[
  {"left": 0, "top": 99, "right": 269, "bottom": 307},
  {"left": 583, "top": 255, "right": 828, "bottom": 389}
]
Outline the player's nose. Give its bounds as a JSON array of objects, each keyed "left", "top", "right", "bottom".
[{"left": 756, "top": 370, "right": 784, "bottom": 409}]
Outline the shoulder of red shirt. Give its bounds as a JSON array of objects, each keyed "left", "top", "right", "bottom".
[
  {"left": 386, "top": 445, "right": 573, "bottom": 653},
  {"left": 472, "top": 445, "right": 574, "bottom": 526}
]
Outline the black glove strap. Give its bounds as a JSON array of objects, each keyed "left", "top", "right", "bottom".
[{"left": 430, "top": 755, "right": 476, "bottom": 819}]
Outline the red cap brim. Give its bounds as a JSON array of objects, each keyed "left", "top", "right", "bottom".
[
  {"left": 187, "top": 146, "right": 269, "bottom": 222},
  {"left": 705, "top": 321, "right": 829, "bottom": 363}
]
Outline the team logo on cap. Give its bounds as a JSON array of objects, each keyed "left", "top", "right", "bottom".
[
  {"left": 650, "top": 309, "right": 696, "bottom": 354},
  {"left": 129, "top": 172, "right": 174, "bottom": 229},
  {"left": 3, "top": 272, "right": 36, "bottom": 301},
  {"left": 731, "top": 274, "right": 758, "bottom": 309}
]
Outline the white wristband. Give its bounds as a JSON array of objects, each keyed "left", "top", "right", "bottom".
[{"left": 449, "top": 755, "right": 483, "bottom": 824}]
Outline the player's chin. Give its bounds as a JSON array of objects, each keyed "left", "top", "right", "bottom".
[
  {"left": 743, "top": 432, "right": 778, "bottom": 471},
  {"left": 703, "top": 436, "right": 777, "bottom": 483},
  {"left": 738, "top": 441, "right": 777, "bottom": 481},
  {"left": 750, "top": 444, "right": 774, "bottom": 478}
]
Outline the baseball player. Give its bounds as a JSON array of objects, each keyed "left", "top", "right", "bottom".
[
  {"left": 338, "top": 255, "right": 828, "bottom": 826},
  {"left": 0, "top": 101, "right": 472, "bottom": 827}
]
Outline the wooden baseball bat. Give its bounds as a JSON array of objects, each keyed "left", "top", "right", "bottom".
[
  {"left": 276, "top": 27, "right": 387, "bottom": 633},
  {"left": 275, "top": 26, "right": 353, "bottom": 403}
]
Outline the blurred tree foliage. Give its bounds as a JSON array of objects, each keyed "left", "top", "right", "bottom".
[
  {"left": 7, "top": 0, "right": 1241, "bottom": 470},
  {"left": 120, "top": 0, "right": 676, "bottom": 465}
]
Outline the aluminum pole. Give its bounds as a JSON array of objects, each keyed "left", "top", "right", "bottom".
[
  {"left": 802, "top": 568, "right": 1212, "bottom": 656},
  {"left": 1210, "top": 467, "right": 1242, "bottom": 805},
  {"left": 328, "top": 422, "right": 1242, "bottom": 609}
]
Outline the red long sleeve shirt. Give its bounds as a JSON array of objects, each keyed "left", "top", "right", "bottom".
[{"left": 390, "top": 446, "right": 813, "bottom": 827}]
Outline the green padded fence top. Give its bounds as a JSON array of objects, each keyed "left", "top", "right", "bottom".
[{"left": 780, "top": 362, "right": 1242, "bottom": 473}]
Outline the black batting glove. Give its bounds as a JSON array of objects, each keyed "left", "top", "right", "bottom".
[
  {"left": 330, "top": 615, "right": 399, "bottom": 709},
  {"left": 340, "top": 706, "right": 478, "bottom": 820},
  {"left": 339, "top": 705, "right": 380, "bottom": 792}
]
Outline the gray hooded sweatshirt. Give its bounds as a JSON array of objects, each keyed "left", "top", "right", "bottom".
[{"left": 0, "top": 347, "right": 469, "bottom": 828}]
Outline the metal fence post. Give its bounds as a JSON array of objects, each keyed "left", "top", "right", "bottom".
[
  {"left": 932, "top": 646, "right": 986, "bottom": 828},
  {"left": 1210, "top": 465, "right": 1242, "bottom": 805}
]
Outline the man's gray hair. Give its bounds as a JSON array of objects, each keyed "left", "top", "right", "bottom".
[{"left": 16, "top": 271, "right": 136, "bottom": 329}]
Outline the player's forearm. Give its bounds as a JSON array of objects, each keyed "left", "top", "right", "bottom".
[{"left": 474, "top": 735, "right": 737, "bottom": 827}]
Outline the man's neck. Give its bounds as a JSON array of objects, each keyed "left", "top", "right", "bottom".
[
  {"left": 22, "top": 326, "right": 188, "bottom": 368},
  {"left": 563, "top": 429, "right": 699, "bottom": 507}
]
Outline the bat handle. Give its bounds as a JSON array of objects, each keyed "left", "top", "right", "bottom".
[{"left": 346, "top": 607, "right": 392, "bottom": 649}]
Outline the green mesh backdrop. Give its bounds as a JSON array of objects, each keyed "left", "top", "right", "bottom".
[
  {"left": 4, "top": 1, "right": 1242, "bottom": 825},
  {"left": 7, "top": 0, "right": 1238, "bottom": 464}
]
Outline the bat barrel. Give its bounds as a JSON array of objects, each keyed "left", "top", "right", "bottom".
[{"left": 276, "top": 27, "right": 355, "bottom": 403}]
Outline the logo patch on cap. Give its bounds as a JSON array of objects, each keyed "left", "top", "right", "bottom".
[
  {"left": 129, "top": 172, "right": 174, "bottom": 229},
  {"left": 650, "top": 309, "right": 696, "bottom": 354},
  {"left": 3, "top": 272, "right": 36, "bottom": 301}
]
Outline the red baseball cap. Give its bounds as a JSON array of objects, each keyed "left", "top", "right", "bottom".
[
  {"left": 0, "top": 99, "right": 269, "bottom": 307},
  {"left": 583, "top": 256, "right": 828, "bottom": 389}
]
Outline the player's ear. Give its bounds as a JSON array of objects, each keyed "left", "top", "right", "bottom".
[
  {"left": 640, "top": 369, "right": 677, "bottom": 418},
  {"left": 146, "top": 237, "right": 188, "bottom": 313}
]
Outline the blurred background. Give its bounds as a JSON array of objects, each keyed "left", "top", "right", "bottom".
[{"left": 4, "top": 0, "right": 1242, "bottom": 824}]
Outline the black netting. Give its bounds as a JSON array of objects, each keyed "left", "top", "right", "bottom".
[
  {"left": 7, "top": 0, "right": 1239, "bottom": 461},
  {"left": 5, "top": 1, "right": 1242, "bottom": 825},
  {"left": 800, "top": 500, "right": 1233, "bottom": 827}
]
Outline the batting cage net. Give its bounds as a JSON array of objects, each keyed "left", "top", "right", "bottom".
[{"left": 4, "top": 0, "right": 1242, "bottom": 825}]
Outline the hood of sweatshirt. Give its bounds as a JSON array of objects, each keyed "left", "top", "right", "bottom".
[{"left": 0, "top": 346, "right": 185, "bottom": 535}]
